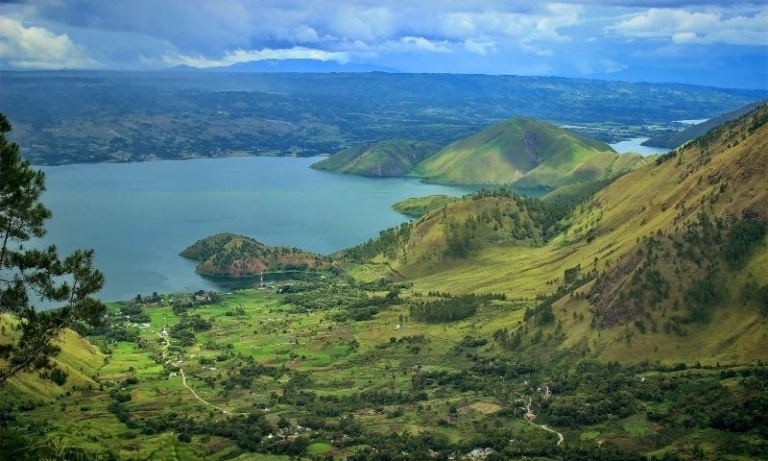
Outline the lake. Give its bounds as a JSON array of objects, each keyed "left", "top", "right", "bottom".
[
  {"left": 38, "top": 157, "right": 473, "bottom": 301},
  {"left": 609, "top": 137, "right": 669, "bottom": 156}
]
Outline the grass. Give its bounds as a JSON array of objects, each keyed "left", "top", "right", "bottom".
[
  {"left": 306, "top": 442, "right": 333, "bottom": 454},
  {"left": 620, "top": 414, "right": 654, "bottom": 437},
  {"left": 391, "top": 195, "right": 459, "bottom": 218}
]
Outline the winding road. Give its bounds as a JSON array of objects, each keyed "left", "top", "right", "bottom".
[
  {"left": 524, "top": 397, "right": 564, "bottom": 446},
  {"left": 156, "top": 331, "right": 243, "bottom": 415},
  {"left": 179, "top": 368, "right": 232, "bottom": 415}
]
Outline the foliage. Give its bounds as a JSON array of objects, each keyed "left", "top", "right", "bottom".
[
  {"left": 722, "top": 217, "right": 767, "bottom": 267},
  {"left": 181, "top": 232, "right": 330, "bottom": 277},
  {"left": 344, "top": 221, "right": 412, "bottom": 262},
  {"left": 0, "top": 113, "right": 105, "bottom": 385},
  {"left": 409, "top": 293, "right": 503, "bottom": 323}
]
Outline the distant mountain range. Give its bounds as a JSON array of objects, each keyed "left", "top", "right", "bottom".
[
  {"left": 171, "top": 59, "right": 399, "bottom": 73},
  {"left": 2, "top": 71, "right": 764, "bottom": 165}
]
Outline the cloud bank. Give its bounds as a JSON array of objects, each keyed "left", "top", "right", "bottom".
[{"left": 0, "top": 1, "right": 765, "bottom": 88}]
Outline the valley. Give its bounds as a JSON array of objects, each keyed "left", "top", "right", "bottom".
[{"left": 2, "top": 103, "right": 767, "bottom": 460}]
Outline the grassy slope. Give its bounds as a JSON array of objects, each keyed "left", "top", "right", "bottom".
[
  {"left": 401, "top": 105, "right": 768, "bottom": 365},
  {"left": 382, "top": 193, "right": 550, "bottom": 278},
  {"left": 0, "top": 315, "right": 104, "bottom": 400},
  {"left": 413, "top": 118, "right": 633, "bottom": 187},
  {"left": 310, "top": 139, "right": 441, "bottom": 176},
  {"left": 391, "top": 195, "right": 459, "bottom": 218}
]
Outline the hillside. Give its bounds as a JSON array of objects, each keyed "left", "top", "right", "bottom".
[
  {"left": 345, "top": 189, "right": 566, "bottom": 277},
  {"left": 310, "top": 139, "right": 441, "bottom": 176},
  {"left": 358, "top": 103, "right": 768, "bottom": 364},
  {"left": 0, "top": 314, "right": 104, "bottom": 401},
  {"left": 391, "top": 194, "right": 459, "bottom": 217},
  {"left": 413, "top": 117, "right": 643, "bottom": 187},
  {"left": 643, "top": 100, "right": 764, "bottom": 149},
  {"left": 180, "top": 232, "right": 329, "bottom": 277}
]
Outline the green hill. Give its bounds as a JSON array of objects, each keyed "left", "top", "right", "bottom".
[
  {"left": 310, "top": 139, "right": 441, "bottom": 176},
  {"left": 413, "top": 117, "right": 642, "bottom": 188},
  {"left": 345, "top": 190, "right": 564, "bottom": 278},
  {"left": 180, "top": 232, "right": 329, "bottom": 277}
]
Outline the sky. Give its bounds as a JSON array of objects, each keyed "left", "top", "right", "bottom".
[{"left": 0, "top": 0, "right": 766, "bottom": 89}]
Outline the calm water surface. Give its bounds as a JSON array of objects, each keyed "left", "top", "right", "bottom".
[
  {"left": 609, "top": 137, "right": 668, "bottom": 156},
  {"left": 39, "top": 157, "right": 473, "bottom": 301}
]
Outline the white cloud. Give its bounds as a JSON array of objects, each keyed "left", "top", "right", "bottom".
[
  {"left": 162, "top": 46, "right": 349, "bottom": 68},
  {"left": 521, "top": 44, "right": 554, "bottom": 57},
  {"left": 291, "top": 24, "right": 321, "bottom": 43},
  {"left": 672, "top": 31, "right": 698, "bottom": 44},
  {"left": 396, "top": 36, "right": 451, "bottom": 53},
  {"left": 608, "top": 7, "right": 768, "bottom": 46},
  {"left": 0, "top": 0, "right": 763, "bottom": 86},
  {"left": 435, "top": 4, "right": 581, "bottom": 44},
  {"left": 464, "top": 38, "right": 496, "bottom": 55},
  {"left": 530, "top": 3, "right": 582, "bottom": 43},
  {"left": 0, "top": 16, "right": 98, "bottom": 69},
  {"left": 325, "top": 6, "right": 395, "bottom": 42}
]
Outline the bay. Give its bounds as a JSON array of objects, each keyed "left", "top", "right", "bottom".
[
  {"left": 38, "top": 157, "right": 473, "bottom": 302},
  {"left": 609, "top": 137, "right": 669, "bottom": 156}
]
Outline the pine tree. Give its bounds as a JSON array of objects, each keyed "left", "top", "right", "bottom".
[{"left": 0, "top": 113, "right": 105, "bottom": 385}]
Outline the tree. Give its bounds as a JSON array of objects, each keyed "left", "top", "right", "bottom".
[{"left": 0, "top": 113, "right": 105, "bottom": 385}]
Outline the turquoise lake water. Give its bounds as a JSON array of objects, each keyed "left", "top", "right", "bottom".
[{"left": 38, "top": 157, "right": 473, "bottom": 301}]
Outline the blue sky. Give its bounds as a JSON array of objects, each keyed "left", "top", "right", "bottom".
[{"left": 0, "top": 0, "right": 766, "bottom": 88}]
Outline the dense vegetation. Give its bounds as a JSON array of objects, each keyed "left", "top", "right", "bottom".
[
  {"left": 181, "top": 232, "right": 330, "bottom": 277},
  {"left": 0, "top": 114, "right": 105, "bottom": 386},
  {"left": 344, "top": 188, "right": 572, "bottom": 268}
]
